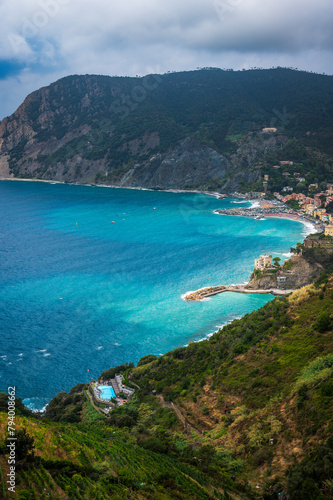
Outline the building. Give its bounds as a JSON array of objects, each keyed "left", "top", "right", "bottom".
[
  {"left": 264, "top": 174, "right": 269, "bottom": 181},
  {"left": 277, "top": 276, "right": 287, "bottom": 288},
  {"left": 304, "top": 204, "right": 316, "bottom": 216},
  {"left": 327, "top": 184, "right": 333, "bottom": 194},
  {"left": 280, "top": 161, "right": 294, "bottom": 166},
  {"left": 255, "top": 254, "right": 272, "bottom": 271},
  {"left": 262, "top": 127, "right": 277, "bottom": 133},
  {"left": 325, "top": 224, "right": 333, "bottom": 237},
  {"left": 115, "top": 374, "right": 135, "bottom": 398}
]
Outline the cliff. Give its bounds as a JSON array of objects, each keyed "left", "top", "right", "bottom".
[
  {"left": 246, "top": 234, "right": 333, "bottom": 291},
  {"left": 246, "top": 254, "right": 324, "bottom": 290},
  {"left": 1, "top": 68, "right": 333, "bottom": 191}
]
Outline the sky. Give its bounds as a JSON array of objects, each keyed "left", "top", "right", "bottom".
[{"left": 0, "top": 0, "right": 332, "bottom": 119}]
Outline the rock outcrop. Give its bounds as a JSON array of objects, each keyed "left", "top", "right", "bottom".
[{"left": 246, "top": 254, "right": 324, "bottom": 291}]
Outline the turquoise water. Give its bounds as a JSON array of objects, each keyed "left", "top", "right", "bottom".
[
  {"left": 98, "top": 385, "right": 116, "bottom": 400},
  {"left": 0, "top": 181, "right": 309, "bottom": 409}
]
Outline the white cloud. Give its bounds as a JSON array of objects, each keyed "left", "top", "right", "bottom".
[{"left": 0, "top": 0, "right": 332, "bottom": 118}]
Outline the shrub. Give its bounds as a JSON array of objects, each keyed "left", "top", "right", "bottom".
[
  {"left": 137, "top": 355, "right": 158, "bottom": 367},
  {"left": 314, "top": 312, "right": 331, "bottom": 333},
  {"left": 287, "top": 438, "right": 333, "bottom": 499},
  {"left": 252, "top": 446, "right": 273, "bottom": 466},
  {"left": 141, "top": 436, "right": 168, "bottom": 454},
  {"left": 202, "top": 406, "right": 209, "bottom": 416},
  {"left": 293, "top": 354, "right": 333, "bottom": 394}
]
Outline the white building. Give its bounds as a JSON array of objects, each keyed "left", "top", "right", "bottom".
[{"left": 255, "top": 254, "right": 272, "bottom": 271}]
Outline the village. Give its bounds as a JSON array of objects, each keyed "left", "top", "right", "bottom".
[{"left": 215, "top": 160, "right": 333, "bottom": 235}]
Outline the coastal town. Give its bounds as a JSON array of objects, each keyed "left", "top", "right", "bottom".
[
  {"left": 215, "top": 169, "right": 333, "bottom": 232},
  {"left": 185, "top": 174, "right": 333, "bottom": 302}
]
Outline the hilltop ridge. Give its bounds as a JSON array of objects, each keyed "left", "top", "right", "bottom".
[{"left": 1, "top": 68, "right": 333, "bottom": 192}]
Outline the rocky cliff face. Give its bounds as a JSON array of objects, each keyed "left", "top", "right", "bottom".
[
  {"left": 1, "top": 69, "right": 331, "bottom": 191},
  {"left": 246, "top": 254, "right": 324, "bottom": 291}
]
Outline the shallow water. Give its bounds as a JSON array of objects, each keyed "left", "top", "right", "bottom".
[{"left": 0, "top": 181, "right": 309, "bottom": 409}]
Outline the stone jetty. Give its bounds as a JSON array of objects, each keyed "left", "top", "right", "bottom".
[{"left": 184, "top": 285, "right": 293, "bottom": 301}]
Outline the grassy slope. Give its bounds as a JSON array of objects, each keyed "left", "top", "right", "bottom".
[
  {"left": 131, "top": 276, "right": 333, "bottom": 496},
  {"left": 0, "top": 276, "right": 332, "bottom": 499}
]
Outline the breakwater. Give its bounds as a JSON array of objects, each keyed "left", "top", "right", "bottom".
[{"left": 184, "top": 285, "right": 293, "bottom": 301}]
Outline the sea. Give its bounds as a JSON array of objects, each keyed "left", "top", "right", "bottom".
[{"left": 0, "top": 181, "right": 313, "bottom": 410}]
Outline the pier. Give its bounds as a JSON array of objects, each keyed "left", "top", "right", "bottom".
[{"left": 184, "top": 285, "right": 293, "bottom": 301}]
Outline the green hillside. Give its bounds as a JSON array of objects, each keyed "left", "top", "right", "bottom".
[
  {"left": 1, "top": 274, "right": 333, "bottom": 499},
  {"left": 1, "top": 68, "right": 332, "bottom": 191}
]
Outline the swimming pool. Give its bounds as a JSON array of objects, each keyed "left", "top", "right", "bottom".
[{"left": 98, "top": 385, "right": 116, "bottom": 400}]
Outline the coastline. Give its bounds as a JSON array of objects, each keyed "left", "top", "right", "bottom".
[
  {"left": 1, "top": 177, "right": 316, "bottom": 410},
  {"left": 0, "top": 176, "right": 224, "bottom": 199},
  {"left": 214, "top": 209, "right": 321, "bottom": 235},
  {"left": 262, "top": 214, "right": 321, "bottom": 235}
]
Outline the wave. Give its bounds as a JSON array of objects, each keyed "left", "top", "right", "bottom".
[
  {"left": 23, "top": 397, "right": 48, "bottom": 412},
  {"left": 249, "top": 201, "right": 260, "bottom": 208},
  {"left": 301, "top": 220, "right": 320, "bottom": 237},
  {"left": 183, "top": 315, "right": 244, "bottom": 346},
  {"left": 181, "top": 290, "right": 196, "bottom": 301}
]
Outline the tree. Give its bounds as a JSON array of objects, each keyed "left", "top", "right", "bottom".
[
  {"left": 296, "top": 242, "right": 303, "bottom": 254},
  {"left": 325, "top": 201, "right": 333, "bottom": 214},
  {"left": 15, "top": 429, "right": 35, "bottom": 462},
  {"left": 314, "top": 312, "right": 331, "bottom": 333},
  {"left": 273, "top": 257, "right": 281, "bottom": 267}
]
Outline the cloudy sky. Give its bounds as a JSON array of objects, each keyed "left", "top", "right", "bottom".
[{"left": 0, "top": 0, "right": 332, "bottom": 119}]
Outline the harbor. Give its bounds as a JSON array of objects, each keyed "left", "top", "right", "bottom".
[{"left": 214, "top": 198, "right": 324, "bottom": 231}]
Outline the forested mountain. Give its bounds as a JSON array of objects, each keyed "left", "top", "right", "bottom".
[
  {"left": 1, "top": 272, "right": 333, "bottom": 499},
  {"left": 1, "top": 68, "right": 333, "bottom": 191}
]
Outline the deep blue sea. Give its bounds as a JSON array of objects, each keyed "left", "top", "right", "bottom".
[{"left": 0, "top": 181, "right": 310, "bottom": 409}]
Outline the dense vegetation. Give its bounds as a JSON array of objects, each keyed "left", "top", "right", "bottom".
[
  {"left": 1, "top": 272, "right": 333, "bottom": 498},
  {"left": 1, "top": 68, "right": 333, "bottom": 191}
]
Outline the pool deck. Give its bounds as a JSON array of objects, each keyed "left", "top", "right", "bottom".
[{"left": 91, "top": 382, "right": 115, "bottom": 406}]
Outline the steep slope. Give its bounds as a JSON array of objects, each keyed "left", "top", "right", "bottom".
[
  {"left": 1, "top": 68, "right": 333, "bottom": 191},
  {"left": 1, "top": 275, "right": 332, "bottom": 499}
]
